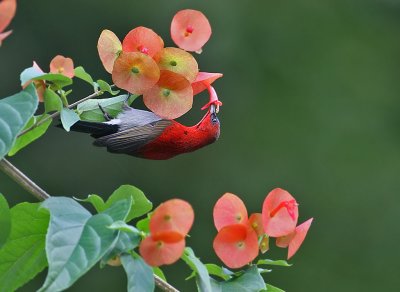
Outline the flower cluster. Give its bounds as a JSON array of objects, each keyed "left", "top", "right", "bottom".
[
  {"left": 0, "top": 0, "right": 16, "bottom": 46},
  {"left": 139, "top": 199, "right": 194, "bottom": 266},
  {"left": 213, "top": 188, "right": 313, "bottom": 268},
  {"left": 97, "top": 9, "right": 223, "bottom": 120}
]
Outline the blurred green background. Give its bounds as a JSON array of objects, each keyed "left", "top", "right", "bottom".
[{"left": 1, "top": 0, "right": 400, "bottom": 291}]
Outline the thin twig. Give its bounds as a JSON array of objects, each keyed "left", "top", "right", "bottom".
[{"left": 0, "top": 158, "right": 180, "bottom": 292}]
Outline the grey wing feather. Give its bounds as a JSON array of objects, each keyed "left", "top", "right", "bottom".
[
  {"left": 93, "top": 120, "right": 172, "bottom": 155},
  {"left": 112, "top": 107, "right": 163, "bottom": 129}
]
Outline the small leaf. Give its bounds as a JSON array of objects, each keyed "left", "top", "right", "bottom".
[
  {"left": 97, "top": 79, "right": 120, "bottom": 95},
  {"left": 101, "top": 231, "right": 141, "bottom": 267},
  {"left": 0, "top": 194, "right": 11, "bottom": 248},
  {"left": 0, "top": 202, "right": 49, "bottom": 292},
  {"left": 77, "top": 94, "right": 128, "bottom": 122},
  {"left": 20, "top": 65, "right": 45, "bottom": 86},
  {"left": 108, "top": 220, "right": 140, "bottom": 234},
  {"left": 76, "top": 194, "right": 106, "bottom": 213},
  {"left": 121, "top": 253, "right": 155, "bottom": 292},
  {"left": 257, "top": 259, "right": 292, "bottom": 267},
  {"left": 265, "top": 283, "right": 285, "bottom": 292},
  {"left": 74, "top": 66, "right": 94, "bottom": 86},
  {"left": 136, "top": 216, "right": 150, "bottom": 233},
  {"left": 33, "top": 73, "right": 72, "bottom": 89},
  {"left": 106, "top": 185, "right": 152, "bottom": 222},
  {"left": 205, "top": 264, "right": 231, "bottom": 281},
  {"left": 60, "top": 107, "right": 80, "bottom": 131},
  {"left": 8, "top": 114, "right": 52, "bottom": 156},
  {"left": 181, "top": 247, "right": 212, "bottom": 292},
  {"left": 0, "top": 84, "right": 39, "bottom": 159},
  {"left": 153, "top": 267, "right": 167, "bottom": 281},
  {"left": 39, "top": 197, "right": 131, "bottom": 291},
  {"left": 44, "top": 88, "right": 62, "bottom": 113},
  {"left": 127, "top": 94, "right": 140, "bottom": 105}
]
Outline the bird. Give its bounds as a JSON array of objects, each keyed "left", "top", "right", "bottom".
[{"left": 69, "top": 102, "right": 221, "bottom": 160}]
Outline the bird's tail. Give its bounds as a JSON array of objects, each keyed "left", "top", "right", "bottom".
[{"left": 69, "top": 121, "right": 119, "bottom": 138}]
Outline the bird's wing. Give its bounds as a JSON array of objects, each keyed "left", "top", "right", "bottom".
[
  {"left": 114, "top": 106, "right": 163, "bottom": 129},
  {"left": 93, "top": 120, "right": 172, "bottom": 155}
]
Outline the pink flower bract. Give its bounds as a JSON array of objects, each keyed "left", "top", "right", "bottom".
[
  {"left": 171, "top": 9, "right": 212, "bottom": 52},
  {"left": 49, "top": 55, "right": 75, "bottom": 78},
  {"left": 192, "top": 72, "right": 223, "bottom": 95},
  {"left": 97, "top": 29, "right": 122, "bottom": 73},
  {"left": 139, "top": 235, "right": 185, "bottom": 267},
  {"left": 287, "top": 218, "right": 313, "bottom": 259},
  {"left": 0, "top": 0, "right": 16, "bottom": 45},
  {"left": 122, "top": 26, "right": 164, "bottom": 57},
  {"left": 213, "top": 193, "right": 248, "bottom": 231}
]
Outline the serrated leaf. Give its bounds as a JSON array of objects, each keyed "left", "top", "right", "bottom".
[
  {"left": 264, "top": 283, "right": 285, "bottom": 292},
  {"left": 0, "top": 202, "right": 49, "bottom": 292},
  {"left": 181, "top": 247, "right": 212, "bottom": 292},
  {"left": 77, "top": 94, "right": 128, "bottom": 122},
  {"left": 76, "top": 194, "right": 106, "bottom": 213},
  {"left": 205, "top": 264, "right": 231, "bottom": 281},
  {"left": 74, "top": 66, "right": 94, "bottom": 86},
  {"left": 121, "top": 254, "right": 155, "bottom": 292},
  {"left": 106, "top": 185, "right": 152, "bottom": 222},
  {"left": 0, "top": 84, "right": 39, "bottom": 159},
  {"left": 97, "top": 79, "right": 119, "bottom": 95},
  {"left": 33, "top": 73, "right": 72, "bottom": 89},
  {"left": 257, "top": 259, "right": 291, "bottom": 267},
  {"left": 210, "top": 265, "right": 265, "bottom": 292},
  {"left": 8, "top": 114, "right": 52, "bottom": 156},
  {"left": 60, "top": 108, "right": 80, "bottom": 131},
  {"left": 39, "top": 197, "right": 131, "bottom": 291},
  {"left": 44, "top": 88, "right": 62, "bottom": 113},
  {"left": 0, "top": 194, "right": 11, "bottom": 248}
]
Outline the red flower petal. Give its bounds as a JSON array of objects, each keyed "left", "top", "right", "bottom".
[
  {"left": 262, "top": 188, "right": 299, "bottom": 238},
  {"left": 287, "top": 218, "right": 313, "bottom": 259},
  {"left": 248, "top": 213, "right": 264, "bottom": 236},
  {"left": 143, "top": 70, "right": 193, "bottom": 119},
  {"left": 97, "top": 29, "right": 122, "bottom": 73},
  {"left": 213, "top": 193, "right": 248, "bottom": 231},
  {"left": 0, "top": 0, "right": 16, "bottom": 33},
  {"left": 149, "top": 198, "right": 194, "bottom": 236},
  {"left": 112, "top": 52, "right": 160, "bottom": 94},
  {"left": 122, "top": 26, "right": 164, "bottom": 57},
  {"left": 276, "top": 232, "right": 295, "bottom": 248},
  {"left": 139, "top": 236, "right": 185, "bottom": 267},
  {"left": 154, "top": 47, "right": 198, "bottom": 82},
  {"left": 213, "top": 224, "right": 259, "bottom": 269},
  {"left": 152, "top": 230, "right": 184, "bottom": 244},
  {"left": 171, "top": 9, "right": 212, "bottom": 52},
  {"left": 192, "top": 72, "right": 223, "bottom": 95},
  {"left": 49, "top": 55, "right": 75, "bottom": 78}
]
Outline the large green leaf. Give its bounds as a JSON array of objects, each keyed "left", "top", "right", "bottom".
[
  {"left": 60, "top": 108, "right": 80, "bottom": 132},
  {"left": 210, "top": 265, "right": 265, "bottom": 292},
  {"left": 121, "top": 253, "right": 155, "bottom": 292},
  {"left": 44, "top": 88, "right": 62, "bottom": 113},
  {"left": 39, "top": 197, "right": 131, "bottom": 291},
  {"left": 0, "top": 193, "right": 11, "bottom": 248},
  {"left": 0, "top": 84, "right": 39, "bottom": 159},
  {"left": 0, "top": 202, "right": 49, "bottom": 292},
  {"left": 106, "top": 185, "right": 152, "bottom": 222},
  {"left": 33, "top": 73, "right": 72, "bottom": 89},
  {"left": 74, "top": 66, "right": 94, "bottom": 86},
  {"left": 8, "top": 114, "right": 52, "bottom": 156},
  {"left": 205, "top": 264, "right": 231, "bottom": 281},
  {"left": 181, "top": 247, "right": 212, "bottom": 292},
  {"left": 77, "top": 94, "right": 128, "bottom": 122}
]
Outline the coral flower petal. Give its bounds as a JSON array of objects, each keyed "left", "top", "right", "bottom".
[
  {"left": 287, "top": 218, "right": 313, "bottom": 259},
  {"left": 143, "top": 70, "right": 193, "bottom": 119},
  {"left": 192, "top": 72, "right": 223, "bottom": 95},
  {"left": 213, "top": 193, "right": 248, "bottom": 231},
  {"left": 97, "top": 29, "right": 122, "bottom": 73},
  {"left": 276, "top": 232, "right": 295, "bottom": 248},
  {"left": 248, "top": 213, "right": 264, "bottom": 236},
  {"left": 149, "top": 198, "right": 194, "bottom": 236},
  {"left": 213, "top": 224, "right": 259, "bottom": 269},
  {"left": 122, "top": 26, "right": 164, "bottom": 57},
  {"left": 0, "top": 0, "right": 16, "bottom": 33},
  {"left": 262, "top": 188, "right": 299, "bottom": 238},
  {"left": 0, "top": 30, "right": 12, "bottom": 45},
  {"left": 112, "top": 52, "right": 160, "bottom": 94},
  {"left": 139, "top": 236, "right": 185, "bottom": 267},
  {"left": 49, "top": 55, "right": 75, "bottom": 78},
  {"left": 171, "top": 9, "right": 212, "bottom": 52},
  {"left": 152, "top": 230, "right": 184, "bottom": 244},
  {"left": 154, "top": 47, "right": 199, "bottom": 82}
]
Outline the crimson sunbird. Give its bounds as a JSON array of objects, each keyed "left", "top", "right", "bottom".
[{"left": 70, "top": 100, "right": 221, "bottom": 160}]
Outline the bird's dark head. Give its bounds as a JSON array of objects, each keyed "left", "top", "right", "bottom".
[{"left": 210, "top": 103, "right": 219, "bottom": 125}]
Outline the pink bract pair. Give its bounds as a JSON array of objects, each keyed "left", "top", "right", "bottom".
[{"left": 213, "top": 188, "right": 313, "bottom": 269}]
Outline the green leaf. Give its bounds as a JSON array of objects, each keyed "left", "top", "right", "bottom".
[
  {"left": 127, "top": 94, "right": 140, "bottom": 105},
  {"left": 77, "top": 94, "right": 128, "bottom": 122},
  {"left": 0, "top": 84, "right": 39, "bottom": 159},
  {"left": 265, "top": 283, "right": 285, "bottom": 292},
  {"left": 108, "top": 221, "right": 140, "bottom": 234},
  {"left": 44, "top": 88, "right": 62, "bottom": 113},
  {"left": 8, "top": 114, "right": 52, "bottom": 156},
  {"left": 0, "top": 202, "right": 49, "bottom": 292},
  {"left": 33, "top": 73, "right": 72, "bottom": 89},
  {"left": 39, "top": 197, "right": 131, "bottom": 291},
  {"left": 181, "top": 247, "right": 212, "bottom": 292},
  {"left": 0, "top": 194, "right": 11, "bottom": 248},
  {"left": 205, "top": 264, "right": 231, "bottom": 281},
  {"left": 121, "top": 253, "right": 155, "bottom": 292},
  {"left": 60, "top": 107, "right": 80, "bottom": 131},
  {"left": 97, "top": 79, "right": 120, "bottom": 95},
  {"left": 136, "top": 216, "right": 150, "bottom": 233},
  {"left": 153, "top": 267, "right": 167, "bottom": 281},
  {"left": 106, "top": 185, "right": 152, "bottom": 222},
  {"left": 257, "top": 259, "right": 292, "bottom": 267},
  {"left": 210, "top": 266, "right": 265, "bottom": 292},
  {"left": 74, "top": 66, "right": 94, "bottom": 86},
  {"left": 20, "top": 65, "right": 45, "bottom": 85},
  {"left": 76, "top": 194, "right": 106, "bottom": 213}
]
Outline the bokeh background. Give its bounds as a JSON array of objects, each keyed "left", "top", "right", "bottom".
[{"left": 1, "top": 0, "right": 400, "bottom": 291}]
